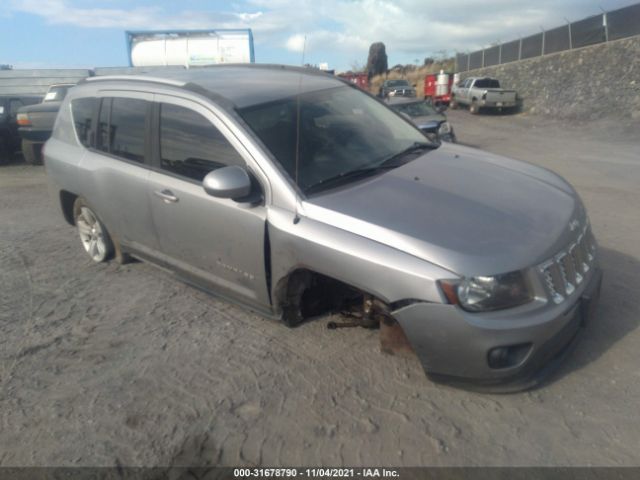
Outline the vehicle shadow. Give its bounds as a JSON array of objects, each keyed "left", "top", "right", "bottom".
[
  {"left": 0, "top": 152, "right": 25, "bottom": 166},
  {"left": 544, "top": 246, "right": 640, "bottom": 384},
  {"left": 448, "top": 103, "right": 522, "bottom": 117},
  {"left": 478, "top": 107, "right": 520, "bottom": 116}
]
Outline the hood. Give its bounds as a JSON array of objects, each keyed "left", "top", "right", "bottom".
[{"left": 303, "top": 143, "right": 584, "bottom": 276}]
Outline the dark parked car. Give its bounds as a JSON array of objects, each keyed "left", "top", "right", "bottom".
[
  {"left": 378, "top": 79, "right": 416, "bottom": 98},
  {"left": 387, "top": 97, "right": 456, "bottom": 143},
  {"left": 0, "top": 95, "right": 41, "bottom": 163},
  {"left": 17, "top": 83, "right": 74, "bottom": 164}
]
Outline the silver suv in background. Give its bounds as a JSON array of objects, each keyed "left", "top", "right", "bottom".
[{"left": 45, "top": 65, "right": 602, "bottom": 392}]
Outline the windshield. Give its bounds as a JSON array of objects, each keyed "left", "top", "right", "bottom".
[
  {"left": 474, "top": 79, "right": 500, "bottom": 89},
  {"left": 44, "top": 85, "right": 71, "bottom": 102},
  {"left": 387, "top": 80, "right": 410, "bottom": 87},
  {"left": 238, "top": 86, "right": 432, "bottom": 194},
  {"left": 391, "top": 101, "right": 439, "bottom": 118}
]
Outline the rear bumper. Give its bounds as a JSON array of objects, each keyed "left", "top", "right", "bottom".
[
  {"left": 481, "top": 99, "right": 516, "bottom": 108},
  {"left": 393, "top": 267, "right": 602, "bottom": 393}
]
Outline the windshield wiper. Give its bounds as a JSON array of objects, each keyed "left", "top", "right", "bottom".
[
  {"left": 303, "top": 142, "right": 436, "bottom": 196},
  {"left": 304, "top": 164, "right": 398, "bottom": 195},
  {"left": 379, "top": 141, "right": 436, "bottom": 167}
]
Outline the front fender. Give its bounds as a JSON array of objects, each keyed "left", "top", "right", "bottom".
[{"left": 267, "top": 206, "right": 456, "bottom": 313}]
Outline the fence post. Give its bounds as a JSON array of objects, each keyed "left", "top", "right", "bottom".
[
  {"left": 482, "top": 49, "right": 485, "bottom": 68},
  {"left": 566, "top": 18, "right": 573, "bottom": 49},
  {"left": 600, "top": 8, "right": 609, "bottom": 42},
  {"left": 541, "top": 27, "right": 545, "bottom": 55},
  {"left": 518, "top": 37, "right": 522, "bottom": 60},
  {"left": 467, "top": 51, "right": 470, "bottom": 71},
  {"left": 498, "top": 43, "right": 502, "bottom": 64}
]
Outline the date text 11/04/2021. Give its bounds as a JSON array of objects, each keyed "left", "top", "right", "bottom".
[{"left": 233, "top": 468, "right": 400, "bottom": 477}]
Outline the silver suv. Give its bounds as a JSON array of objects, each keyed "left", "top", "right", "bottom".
[{"left": 45, "top": 65, "right": 602, "bottom": 392}]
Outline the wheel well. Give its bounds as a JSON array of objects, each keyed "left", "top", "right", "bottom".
[
  {"left": 60, "top": 190, "right": 77, "bottom": 226},
  {"left": 472, "top": 96, "right": 478, "bottom": 102},
  {"left": 275, "top": 269, "right": 364, "bottom": 327}
]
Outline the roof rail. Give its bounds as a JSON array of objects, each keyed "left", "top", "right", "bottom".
[
  {"left": 212, "top": 63, "right": 335, "bottom": 78},
  {"left": 82, "top": 75, "right": 186, "bottom": 87}
]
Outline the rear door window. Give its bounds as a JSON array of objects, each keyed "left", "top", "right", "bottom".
[
  {"left": 110, "top": 98, "right": 148, "bottom": 163},
  {"left": 96, "top": 97, "right": 148, "bottom": 163},
  {"left": 96, "top": 98, "right": 111, "bottom": 152},
  {"left": 71, "top": 97, "right": 98, "bottom": 148},
  {"left": 159, "top": 103, "right": 244, "bottom": 182}
]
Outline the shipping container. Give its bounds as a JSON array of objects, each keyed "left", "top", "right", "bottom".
[{"left": 125, "top": 29, "right": 255, "bottom": 67}]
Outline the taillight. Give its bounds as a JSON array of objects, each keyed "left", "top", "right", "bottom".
[{"left": 17, "top": 113, "right": 31, "bottom": 126}]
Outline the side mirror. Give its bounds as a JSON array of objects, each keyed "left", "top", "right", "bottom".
[{"left": 203, "top": 165, "right": 252, "bottom": 200}]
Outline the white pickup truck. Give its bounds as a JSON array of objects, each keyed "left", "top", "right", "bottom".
[{"left": 451, "top": 77, "right": 517, "bottom": 114}]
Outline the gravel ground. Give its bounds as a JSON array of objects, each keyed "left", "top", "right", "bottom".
[{"left": 1, "top": 111, "right": 639, "bottom": 467}]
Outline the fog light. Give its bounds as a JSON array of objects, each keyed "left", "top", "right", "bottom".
[{"left": 487, "top": 343, "right": 531, "bottom": 369}]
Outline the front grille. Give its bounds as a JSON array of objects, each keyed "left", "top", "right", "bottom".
[{"left": 538, "top": 225, "right": 596, "bottom": 304}]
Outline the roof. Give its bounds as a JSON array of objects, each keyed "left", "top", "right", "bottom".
[{"left": 83, "top": 64, "right": 346, "bottom": 109}]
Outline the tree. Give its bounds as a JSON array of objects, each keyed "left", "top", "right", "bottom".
[
  {"left": 366, "top": 42, "right": 388, "bottom": 79},
  {"left": 348, "top": 60, "right": 365, "bottom": 73}
]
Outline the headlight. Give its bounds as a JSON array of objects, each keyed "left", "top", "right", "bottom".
[
  {"left": 439, "top": 271, "right": 533, "bottom": 312},
  {"left": 438, "top": 121, "right": 451, "bottom": 135}
]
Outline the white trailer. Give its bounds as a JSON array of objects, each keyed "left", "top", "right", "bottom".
[{"left": 126, "top": 29, "right": 255, "bottom": 67}]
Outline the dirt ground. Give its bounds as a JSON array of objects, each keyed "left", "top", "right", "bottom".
[{"left": 1, "top": 110, "right": 639, "bottom": 467}]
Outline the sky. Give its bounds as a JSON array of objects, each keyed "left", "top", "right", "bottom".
[{"left": 0, "top": 0, "right": 637, "bottom": 72}]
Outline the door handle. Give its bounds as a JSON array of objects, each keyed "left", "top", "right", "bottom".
[{"left": 154, "top": 189, "right": 179, "bottom": 204}]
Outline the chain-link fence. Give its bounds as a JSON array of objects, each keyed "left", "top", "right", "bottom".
[{"left": 456, "top": 2, "right": 640, "bottom": 72}]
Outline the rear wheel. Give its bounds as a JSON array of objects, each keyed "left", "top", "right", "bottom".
[
  {"left": 73, "top": 198, "right": 114, "bottom": 263},
  {"left": 450, "top": 98, "right": 458, "bottom": 110},
  {"left": 469, "top": 101, "right": 480, "bottom": 115},
  {"left": 22, "top": 139, "right": 43, "bottom": 165},
  {"left": 0, "top": 136, "right": 10, "bottom": 164}
]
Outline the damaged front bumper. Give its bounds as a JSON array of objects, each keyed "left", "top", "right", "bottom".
[{"left": 392, "top": 267, "right": 603, "bottom": 393}]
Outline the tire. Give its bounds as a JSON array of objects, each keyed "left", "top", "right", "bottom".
[
  {"left": 73, "top": 198, "right": 114, "bottom": 263},
  {"left": 469, "top": 101, "right": 480, "bottom": 115},
  {"left": 450, "top": 98, "right": 458, "bottom": 110},
  {"left": 22, "top": 139, "right": 43, "bottom": 165},
  {"left": 0, "top": 136, "right": 10, "bottom": 165}
]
